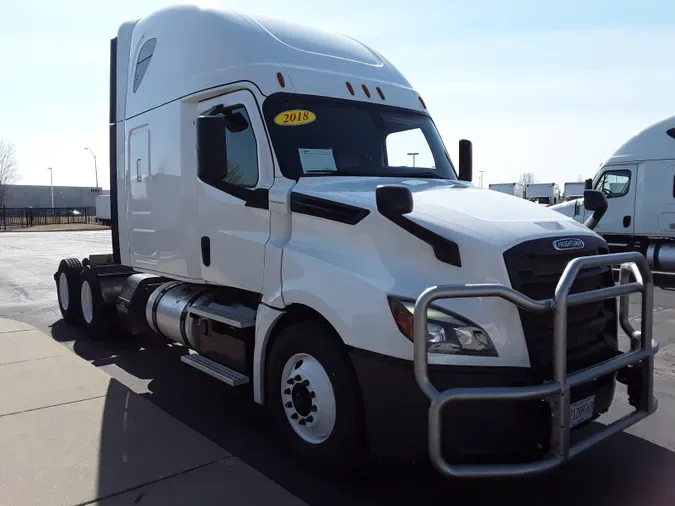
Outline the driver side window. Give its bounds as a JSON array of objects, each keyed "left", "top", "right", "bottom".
[
  {"left": 595, "top": 169, "right": 631, "bottom": 198},
  {"left": 221, "top": 106, "right": 258, "bottom": 188}
]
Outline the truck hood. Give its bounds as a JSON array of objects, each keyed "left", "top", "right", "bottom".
[{"left": 292, "top": 177, "right": 596, "bottom": 249}]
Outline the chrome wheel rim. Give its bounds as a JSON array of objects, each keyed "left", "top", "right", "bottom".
[
  {"left": 81, "top": 281, "right": 94, "bottom": 324},
  {"left": 281, "top": 353, "right": 336, "bottom": 444},
  {"left": 58, "top": 273, "right": 69, "bottom": 310}
]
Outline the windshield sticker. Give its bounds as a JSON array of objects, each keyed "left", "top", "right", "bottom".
[
  {"left": 274, "top": 109, "right": 316, "bottom": 126},
  {"left": 298, "top": 148, "right": 338, "bottom": 173}
]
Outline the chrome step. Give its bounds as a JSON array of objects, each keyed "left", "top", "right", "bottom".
[
  {"left": 181, "top": 352, "right": 250, "bottom": 386},
  {"left": 189, "top": 302, "right": 256, "bottom": 329}
]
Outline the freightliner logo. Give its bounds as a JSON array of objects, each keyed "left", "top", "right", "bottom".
[{"left": 552, "top": 238, "right": 585, "bottom": 251}]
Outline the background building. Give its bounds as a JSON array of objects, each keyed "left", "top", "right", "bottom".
[{"left": 2, "top": 185, "right": 102, "bottom": 208}]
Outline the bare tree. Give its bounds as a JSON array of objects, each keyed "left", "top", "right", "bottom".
[
  {"left": 0, "top": 140, "right": 19, "bottom": 207},
  {"left": 223, "top": 163, "right": 243, "bottom": 185},
  {"left": 518, "top": 171, "right": 536, "bottom": 187}
]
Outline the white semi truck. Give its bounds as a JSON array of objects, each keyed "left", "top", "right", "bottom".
[
  {"left": 53, "top": 5, "right": 658, "bottom": 478},
  {"left": 489, "top": 182, "right": 525, "bottom": 198},
  {"left": 554, "top": 114, "right": 675, "bottom": 273},
  {"left": 527, "top": 183, "right": 562, "bottom": 205}
]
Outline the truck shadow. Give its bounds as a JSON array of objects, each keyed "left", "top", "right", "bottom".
[{"left": 50, "top": 320, "right": 675, "bottom": 506}]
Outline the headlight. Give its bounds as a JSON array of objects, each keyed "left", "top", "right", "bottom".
[{"left": 387, "top": 297, "right": 497, "bottom": 356}]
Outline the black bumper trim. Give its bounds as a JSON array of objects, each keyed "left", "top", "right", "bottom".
[{"left": 348, "top": 347, "right": 615, "bottom": 463}]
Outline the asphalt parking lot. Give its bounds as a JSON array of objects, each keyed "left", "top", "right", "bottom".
[{"left": 1, "top": 230, "right": 675, "bottom": 505}]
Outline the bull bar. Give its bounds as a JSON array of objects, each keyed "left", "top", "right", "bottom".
[{"left": 413, "top": 252, "right": 659, "bottom": 478}]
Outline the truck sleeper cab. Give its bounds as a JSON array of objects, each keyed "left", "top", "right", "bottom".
[{"left": 53, "top": 5, "right": 658, "bottom": 478}]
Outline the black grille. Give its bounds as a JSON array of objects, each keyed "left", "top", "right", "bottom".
[{"left": 503, "top": 236, "right": 618, "bottom": 379}]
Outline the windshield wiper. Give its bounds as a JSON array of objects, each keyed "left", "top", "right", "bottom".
[
  {"left": 304, "top": 169, "right": 367, "bottom": 176},
  {"left": 398, "top": 171, "right": 446, "bottom": 179}
]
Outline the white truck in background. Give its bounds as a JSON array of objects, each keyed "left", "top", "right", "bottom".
[
  {"left": 563, "top": 181, "right": 587, "bottom": 202},
  {"left": 553, "top": 114, "right": 675, "bottom": 273},
  {"left": 527, "top": 182, "right": 561, "bottom": 205},
  {"left": 95, "top": 194, "right": 111, "bottom": 225},
  {"left": 51, "top": 5, "right": 658, "bottom": 479},
  {"left": 488, "top": 182, "right": 524, "bottom": 198}
]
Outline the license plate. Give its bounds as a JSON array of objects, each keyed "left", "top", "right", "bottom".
[{"left": 570, "top": 395, "right": 595, "bottom": 428}]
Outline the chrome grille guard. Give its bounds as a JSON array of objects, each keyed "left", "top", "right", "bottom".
[{"left": 413, "top": 252, "right": 658, "bottom": 478}]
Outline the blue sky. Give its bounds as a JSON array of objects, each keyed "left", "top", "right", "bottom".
[{"left": 1, "top": 0, "right": 674, "bottom": 188}]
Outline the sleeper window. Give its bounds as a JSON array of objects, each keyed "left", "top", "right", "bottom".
[{"left": 133, "top": 38, "right": 157, "bottom": 93}]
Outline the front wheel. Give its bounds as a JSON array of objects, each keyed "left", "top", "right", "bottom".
[{"left": 266, "top": 320, "right": 366, "bottom": 472}]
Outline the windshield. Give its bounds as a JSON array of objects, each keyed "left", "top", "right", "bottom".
[
  {"left": 262, "top": 93, "right": 456, "bottom": 180},
  {"left": 531, "top": 197, "right": 551, "bottom": 205}
]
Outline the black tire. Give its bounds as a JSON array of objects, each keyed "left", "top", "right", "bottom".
[
  {"left": 55, "top": 258, "right": 83, "bottom": 324},
  {"left": 79, "top": 267, "right": 119, "bottom": 339},
  {"left": 266, "top": 320, "right": 366, "bottom": 473}
]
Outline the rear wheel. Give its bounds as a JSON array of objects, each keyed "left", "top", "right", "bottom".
[
  {"left": 266, "top": 320, "right": 366, "bottom": 472},
  {"left": 56, "top": 258, "right": 83, "bottom": 324},
  {"left": 80, "top": 267, "right": 119, "bottom": 339}
]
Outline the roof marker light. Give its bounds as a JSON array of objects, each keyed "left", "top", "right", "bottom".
[
  {"left": 418, "top": 96, "right": 427, "bottom": 109},
  {"left": 362, "top": 84, "right": 371, "bottom": 98},
  {"left": 277, "top": 72, "right": 286, "bottom": 88},
  {"left": 346, "top": 82, "right": 355, "bottom": 95},
  {"left": 376, "top": 87, "right": 385, "bottom": 100}
]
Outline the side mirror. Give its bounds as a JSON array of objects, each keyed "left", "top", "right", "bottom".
[
  {"left": 223, "top": 112, "right": 249, "bottom": 133},
  {"left": 376, "top": 184, "right": 413, "bottom": 216},
  {"left": 582, "top": 189, "right": 608, "bottom": 230},
  {"left": 458, "top": 139, "right": 473, "bottom": 182},
  {"left": 196, "top": 115, "right": 227, "bottom": 182},
  {"left": 584, "top": 178, "right": 593, "bottom": 190}
]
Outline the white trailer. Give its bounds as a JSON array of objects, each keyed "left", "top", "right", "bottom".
[
  {"left": 526, "top": 183, "right": 561, "bottom": 205},
  {"left": 553, "top": 114, "right": 675, "bottom": 273},
  {"left": 95, "top": 194, "right": 111, "bottom": 225},
  {"left": 489, "top": 182, "right": 524, "bottom": 198},
  {"left": 52, "top": 5, "right": 657, "bottom": 479},
  {"left": 563, "top": 182, "right": 586, "bottom": 201}
]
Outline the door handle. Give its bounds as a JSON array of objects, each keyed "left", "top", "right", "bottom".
[
  {"left": 201, "top": 236, "right": 211, "bottom": 266},
  {"left": 623, "top": 216, "right": 631, "bottom": 228}
]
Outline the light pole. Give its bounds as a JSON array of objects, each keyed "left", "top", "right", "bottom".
[
  {"left": 47, "top": 168, "right": 54, "bottom": 208},
  {"left": 84, "top": 147, "right": 99, "bottom": 189},
  {"left": 478, "top": 170, "right": 485, "bottom": 188},
  {"left": 407, "top": 152, "right": 419, "bottom": 167}
]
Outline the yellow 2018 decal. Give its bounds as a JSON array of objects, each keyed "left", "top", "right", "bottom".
[{"left": 274, "top": 109, "right": 316, "bottom": 126}]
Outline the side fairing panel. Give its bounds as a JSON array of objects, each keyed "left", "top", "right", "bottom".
[{"left": 120, "top": 101, "right": 201, "bottom": 279}]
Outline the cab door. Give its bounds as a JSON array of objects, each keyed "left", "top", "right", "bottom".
[
  {"left": 588, "top": 165, "right": 637, "bottom": 237},
  {"left": 196, "top": 90, "right": 273, "bottom": 293}
]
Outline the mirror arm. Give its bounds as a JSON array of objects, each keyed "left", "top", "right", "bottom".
[{"left": 583, "top": 207, "right": 607, "bottom": 230}]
